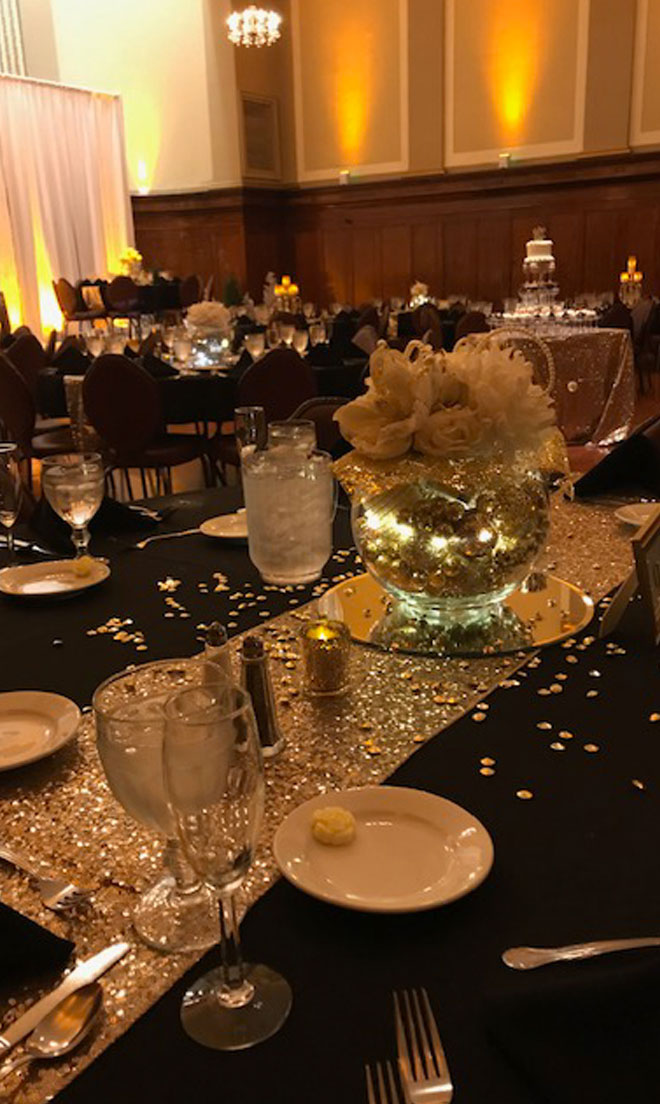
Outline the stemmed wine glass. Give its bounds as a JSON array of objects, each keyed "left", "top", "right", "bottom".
[
  {"left": 41, "top": 453, "right": 104, "bottom": 558},
  {"left": 279, "top": 323, "right": 295, "bottom": 347},
  {"left": 0, "top": 444, "right": 22, "bottom": 561},
  {"left": 94, "top": 658, "right": 222, "bottom": 953},
  {"left": 292, "top": 330, "right": 309, "bottom": 356},
  {"left": 164, "top": 680, "right": 292, "bottom": 1049},
  {"left": 244, "top": 332, "right": 265, "bottom": 360}
]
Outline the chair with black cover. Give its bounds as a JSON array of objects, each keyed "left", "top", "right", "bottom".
[
  {"left": 53, "top": 278, "right": 105, "bottom": 333},
  {"left": 5, "top": 333, "right": 67, "bottom": 434},
  {"left": 598, "top": 300, "right": 633, "bottom": 335},
  {"left": 454, "top": 310, "right": 489, "bottom": 342},
  {"left": 82, "top": 354, "right": 206, "bottom": 497},
  {"left": 0, "top": 354, "right": 73, "bottom": 484},
  {"left": 0, "top": 291, "right": 10, "bottom": 337},
  {"left": 179, "top": 275, "right": 202, "bottom": 311},
  {"left": 290, "top": 396, "right": 347, "bottom": 456},
  {"left": 414, "top": 304, "right": 444, "bottom": 350},
  {"left": 103, "top": 277, "right": 142, "bottom": 335},
  {"left": 209, "top": 347, "right": 317, "bottom": 482}
]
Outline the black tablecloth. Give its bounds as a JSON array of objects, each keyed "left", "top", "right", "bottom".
[
  {"left": 37, "top": 359, "right": 364, "bottom": 426},
  {"left": 49, "top": 590, "right": 660, "bottom": 1103}
]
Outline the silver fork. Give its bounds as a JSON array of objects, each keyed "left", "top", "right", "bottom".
[
  {"left": 366, "top": 1061, "right": 401, "bottom": 1104},
  {"left": 0, "top": 844, "right": 91, "bottom": 912},
  {"left": 394, "top": 988, "right": 453, "bottom": 1104}
]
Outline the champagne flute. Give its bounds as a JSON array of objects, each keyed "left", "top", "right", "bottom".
[
  {"left": 41, "top": 453, "right": 104, "bottom": 558},
  {"left": 309, "top": 322, "right": 326, "bottom": 346},
  {"left": 164, "top": 680, "right": 292, "bottom": 1049},
  {"left": 94, "top": 658, "right": 221, "bottom": 953},
  {"left": 0, "top": 444, "right": 22, "bottom": 562}
]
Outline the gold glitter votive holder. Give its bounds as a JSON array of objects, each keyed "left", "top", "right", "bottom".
[{"left": 301, "top": 618, "right": 351, "bottom": 696}]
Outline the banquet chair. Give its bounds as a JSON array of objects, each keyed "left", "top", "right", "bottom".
[
  {"left": 104, "top": 277, "right": 142, "bottom": 334},
  {"left": 415, "top": 304, "right": 444, "bottom": 350},
  {"left": 290, "top": 396, "right": 347, "bottom": 455},
  {"left": 53, "top": 278, "right": 105, "bottom": 332},
  {"left": 4, "top": 333, "right": 68, "bottom": 434},
  {"left": 0, "top": 355, "right": 73, "bottom": 485},
  {"left": 598, "top": 300, "right": 633, "bottom": 334},
  {"left": 209, "top": 347, "right": 317, "bottom": 482},
  {"left": 179, "top": 275, "right": 202, "bottom": 311},
  {"left": 351, "top": 325, "right": 378, "bottom": 356},
  {"left": 0, "top": 291, "right": 9, "bottom": 337},
  {"left": 454, "top": 310, "right": 489, "bottom": 342},
  {"left": 82, "top": 354, "right": 207, "bottom": 497}
]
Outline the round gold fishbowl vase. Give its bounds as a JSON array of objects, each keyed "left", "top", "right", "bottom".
[{"left": 340, "top": 450, "right": 550, "bottom": 649}]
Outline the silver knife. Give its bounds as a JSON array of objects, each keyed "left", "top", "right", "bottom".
[{"left": 0, "top": 941, "right": 129, "bottom": 1056}]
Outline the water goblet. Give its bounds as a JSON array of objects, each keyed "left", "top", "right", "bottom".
[
  {"left": 173, "top": 332, "right": 193, "bottom": 368},
  {"left": 94, "top": 658, "right": 222, "bottom": 953},
  {"left": 0, "top": 444, "right": 22, "bottom": 561},
  {"left": 244, "top": 332, "right": 265, "bottom": 360},
  {"left": 41, "top": 453, "right": 104, "bottom": 558},
  {"left": 164, "top": 680, "right": 292, "bottom": 1049},
  {"left": 309, "top": 322, "right": 326, "bottom": 346},
  {"left": 85, "top": 330, "right": 105, "bottom": 359},
  {"left": 303, "top": 301, "right": 315, "bottom": 320},
  {"left": 292, "top": 330, "right": 309, "bottom": 356},
  {"left": 279, "top": 323, "right": 295, "bottom": 347},
  {"left": 266, "top": 322, "right": 280, "bottom": 348}
]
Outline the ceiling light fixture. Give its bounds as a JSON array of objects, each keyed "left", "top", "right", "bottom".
[{"left": 226, "top": 6, "right": 282, "bottom": 48}]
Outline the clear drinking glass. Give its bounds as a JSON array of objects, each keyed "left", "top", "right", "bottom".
[
  {"left": 292, "top": 330, "right": 309, "bottom": 356},
  {"left": 266, "top": 322, "right": 280, "bottom": 348},
  {"left": 235, "top": 407, "right": 267, "bottom": 456},
  {"left": 41, "top": 452, "right": 104, "bottom": 558},
  {"left": 173, "top": 333, "right": 193, "bottom": 367},
  {"left": 303, "top": 302, "right": 315, "bottom": 320},
  {"left": 94, "top": 658, "right": 223, "bottom": 953},
  {"left": 242, "top": 447, "right": 334, "bottom": 585},
  {"left": 279, "top": 323, "right": 295, "bottom": 347},
  {"left": 162, "top": 326, "right": 176, "bottom": 355},
  {"left": 244, "top": 332, "right": 265, "bottom": 360},
  {"left": 85, "top": 330, "right": 105, "bottom": 358},
  {"left": 164, "top": 680, "right": 292, "bottom": 1050},
  {"left": 0, "top": 444, "right": 22, "bottom": 562},
  {"left": 267, "top": 420, "right": 316, "bottom": 452},
  {"left": 309, "top": 322, "right": 326, "bottom": 346}
]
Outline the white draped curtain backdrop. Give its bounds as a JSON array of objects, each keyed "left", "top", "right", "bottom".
[{"left": 0, "top": 74, "right": 134, "bottom": 334}]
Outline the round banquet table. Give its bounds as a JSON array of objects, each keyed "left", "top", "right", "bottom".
[
  {"left": 36, "top": 359, "right": 365, "bottom": 427},
  {"left": 1, "top": 488, "right": 658, "bottom": 1104}
]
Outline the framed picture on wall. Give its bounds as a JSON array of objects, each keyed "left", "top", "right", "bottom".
[{"left": 240, "top": 93, "right": 281, "bottom": 181}]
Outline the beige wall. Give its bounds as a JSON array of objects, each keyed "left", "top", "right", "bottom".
[
  {"left": 632, "top": 0, "right": 660, "bottom": 146},
  {"left": 21, "top": 0, "right": 241, "bottom": 193},
  {"left": 291, "top": 0, "right": 407, "bottom": 181},
  {"left": 16, "top": 0, "right": 660, "bottom": 192},
  {"left": 232, "top": 0, "right": 296, "bottom": 182}
]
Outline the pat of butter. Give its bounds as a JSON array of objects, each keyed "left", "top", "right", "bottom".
[
  {"left": 311, "top": 806, "right": 356, "bottom": 846},
  {"left": 72, "top": 555, "right": 94, "bottom": 577}
]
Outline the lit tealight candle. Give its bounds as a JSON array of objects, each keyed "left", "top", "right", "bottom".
[{"left": 301, "top": 618, "right": 351, "bottom": 696}]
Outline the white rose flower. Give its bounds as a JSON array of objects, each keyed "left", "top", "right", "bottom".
[
  {"left": 414, "top": 406, "right": 486, "bottom": 457},
  {"left": 187, "top": 301, "right": 231, "bottom": 333}
]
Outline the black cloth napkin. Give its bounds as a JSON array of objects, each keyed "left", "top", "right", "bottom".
[
  {"left": 486, "top": 953, "right": 660, "bottom": 1103},
  {"left": 29, "top": 496, "right": 162, "bottom": 553},
  {"left": 0, "top": 902, "right": 73, "bottom": 985},
  {"left": 52, "top": 346, "right": 89, "bottom": 376},
  {"left": 574, "top": 414, "right": 660, "bottom": 497},
  {"left": 142, "top": 352, "right": 177, "bottom": 379}
]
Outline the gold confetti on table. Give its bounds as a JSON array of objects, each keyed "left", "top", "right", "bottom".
[
  {"left": 516, "top": 789, "right": 534, "bottom": 800},
  {"left": 584, "top": 743, "right": 600, "bottom": 753}
]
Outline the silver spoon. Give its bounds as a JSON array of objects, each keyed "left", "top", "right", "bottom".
[
  {"left": 0, "top": 982, "right": 102, "bottom": 1081},
  {"left": 502, "top": 937, "right": 660, "bottom": 970}
]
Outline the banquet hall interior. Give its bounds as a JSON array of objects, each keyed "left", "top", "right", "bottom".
[{"left": 1, "top": 2, "right": 660, "bottom": 1102}]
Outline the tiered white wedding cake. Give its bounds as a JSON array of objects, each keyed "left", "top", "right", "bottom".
[{"left": 520, "top": 225, "right": 558, "bottom": 307}]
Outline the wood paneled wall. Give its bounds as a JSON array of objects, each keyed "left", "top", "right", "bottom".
[{"left": 133, "top": 152, "right": 660, "bottom": 304}]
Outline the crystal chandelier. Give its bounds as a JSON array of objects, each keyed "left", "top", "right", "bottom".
[{"left": 226, "top": 6, "right": 282, "bottom": 48}]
